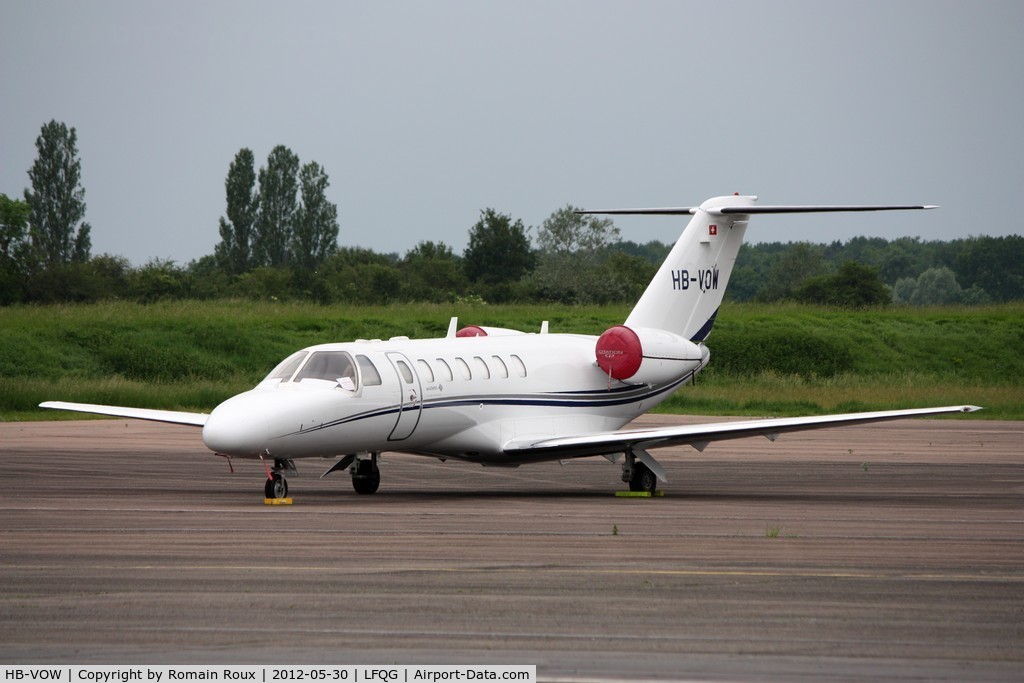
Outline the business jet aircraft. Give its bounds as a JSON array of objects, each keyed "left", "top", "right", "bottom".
[{"left": 42, "top": 195, "right": 979, "bottom": 498}]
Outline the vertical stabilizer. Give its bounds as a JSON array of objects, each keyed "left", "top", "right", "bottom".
[{"left": 624, "top": 195, "right": 753, "bottom": 341}]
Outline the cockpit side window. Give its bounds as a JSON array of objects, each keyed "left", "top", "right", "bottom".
[
  {"left": 356, "top": 354, "right": 382, "bottom": 386},
  {"left": 294, "top": 351, "right": 358, "bottom": 386},
  {"left": 266, "top": 351, "right": 308, "bottom": 382}
]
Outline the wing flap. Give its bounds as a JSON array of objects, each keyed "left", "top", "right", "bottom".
[
  {"left": 39, "top": 401, "right": 208, "bottom": 427},
  {"left": 503, "top": 405, "right": 980, "bottom": 460}
]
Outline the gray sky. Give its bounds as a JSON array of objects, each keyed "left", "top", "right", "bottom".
[{"left": 2, "top": 1, "right": 1022, "bottom": 266}]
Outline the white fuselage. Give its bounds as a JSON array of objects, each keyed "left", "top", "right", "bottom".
[{"left": 201, "top": 332, "right": 708, "bottom": 465}]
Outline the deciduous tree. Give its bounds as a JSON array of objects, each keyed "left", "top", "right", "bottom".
[
  {"left": 794, "top": 260, "right": 891, "bottom": 307},
  {"left": 0, "top": 194, "right": 30, "bottom": 261},
  {"left": 291, "top": 161, "right": 339, "bottom": 271},
  {"left": 400, "top": 240, "right": 466, "bottom": 302},
  {"left": 755, "top": 242, "right": 829, "bottom": 302},
  {"left": 530, "top": 206, "right": 624, "bottom": 303},
  {"left": 23, "top": 120, "right": 91, "bottom": 266},
  {"left": 463, "top": 209, "right": 534, "bottom": 287},
  {"left": 892, "top": 266, "right": 990, "bottom": 306},
  {"left": 535, "top": 205, "right": 618, "bottom": 255},
  {"left": 253, "top": 145, "right": 299, "bottom": 267},
  {"left": 0, "top": 193, "right": 31, "bottom": 303},
  {"left": 214, "top": 148, "right": 259, "bottom": 276}
]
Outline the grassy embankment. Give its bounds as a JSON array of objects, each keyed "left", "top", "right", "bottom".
[{"left": 1, "top": 300, "right": 1020, "bottom": 421}]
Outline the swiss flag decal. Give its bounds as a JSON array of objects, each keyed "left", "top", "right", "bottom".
[{"left": 709, "top": 224, "right": 718, "bottom": 236}]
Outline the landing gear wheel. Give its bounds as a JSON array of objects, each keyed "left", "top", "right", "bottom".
[
  {"left": 629, "top": 461, "right": 658, "bottom": 493},
  {"left": 352, "top": 472, "right": 380, "bottom": 495},
  {"left": 265, "top": 472, "right": 288, "bottom": 499},
  {"left": 351, "top": 457, "right": 380, "bottom": 495}
]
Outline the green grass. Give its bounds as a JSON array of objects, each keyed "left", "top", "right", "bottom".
[
  {"left": 655, "top": 371, "right": 1018, "bottom": 418},
  {"left": 1, "top": 300, "right": 1020, "bottom": 420}
]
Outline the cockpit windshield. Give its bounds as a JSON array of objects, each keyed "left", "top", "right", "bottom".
[
  {"left": 264, "top": 349, "right": 360, "bottom": 390},
  {"left": 266, "top": 351, "right": 308, "bottom": 382},
  {"left": 293, "top": 350, "right": 358, "bottom": 387}
]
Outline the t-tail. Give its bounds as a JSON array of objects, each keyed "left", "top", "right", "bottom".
[{"left": 580, "top": 196, "right": 936, "bottom": 342}]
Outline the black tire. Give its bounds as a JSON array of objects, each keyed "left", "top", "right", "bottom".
[
  {"left": 629, "top": 462, "right": 658, "bottom": 493},
  {"left": 354, "top": 473, "right": 382, "bottom": 493},
  {"left": 265, "top": 473, "right": 288, "bottom": 499},
  {"left": 352, "top": 459, "right": 381, "bottom": 494}
]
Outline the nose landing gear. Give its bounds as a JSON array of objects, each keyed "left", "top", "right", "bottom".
[
  {"left": 262, "top": 455, "right": 296, "bottom": 499},
  {"left": 265, "top": 471, "right": 288, "bottom": 499}
]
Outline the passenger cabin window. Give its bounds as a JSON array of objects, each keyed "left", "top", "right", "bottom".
[
  {"left": 267, "top": 351, "right": 308, "bottom": 382},
  {"left": 396, "top": 359, "right": 414, "bottom": 384},
  {"left": 473, "top": 356, "right": 490, "bottom": 379},
  {"left": 454, "top": 357, "right": 472, "bottom": 380},
  {"left": 436, "top": 358, "right": 453, "bottom": 381},
  {"left": 510, "top": 354, "right": 527, "bottom": 377},
  {"left": 492, "top": 355, "right": 509, "bottom": 378},
  {"left": 417, "top": 359, "right": 434, "bottom": 383},
  {"left": 294, "top": 351, "right": 358, "bottom": 387},
  {"left": 356, "top": 354, "right": 382, "bottom": 386}
]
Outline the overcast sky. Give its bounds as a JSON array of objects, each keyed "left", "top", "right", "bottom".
[{"left": 2, "top": 1, "right": 1021, "bottom": 266}]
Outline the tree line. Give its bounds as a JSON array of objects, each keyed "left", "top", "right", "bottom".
[
  {"left": 3, "top": 120, "right": 1021, "bottom": 307},
  {"left": 730, "top": 234, "right": 1023, "bottom": 305}
]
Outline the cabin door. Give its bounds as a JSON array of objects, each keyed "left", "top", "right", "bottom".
[{"left": 386, "top": 352, "right": 423, "bottom": 441}]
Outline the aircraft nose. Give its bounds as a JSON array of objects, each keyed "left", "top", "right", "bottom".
[{"left": 202, "top": 392, "right": 276, "bottom": 456}]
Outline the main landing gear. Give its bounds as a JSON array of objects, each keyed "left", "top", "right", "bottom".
[
  {"left": 351, "top": 453, "right": 381, "bottom": 495},
  {"left": 318, "top": 452, "right": 382, "bottom": 495},
  {"left": 621, "top": 449, "right": 660, "bottom": 494}
]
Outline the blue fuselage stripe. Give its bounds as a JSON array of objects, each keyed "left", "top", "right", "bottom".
[{"left": 292, "top": 376, "right": 689, "bottom": 436}]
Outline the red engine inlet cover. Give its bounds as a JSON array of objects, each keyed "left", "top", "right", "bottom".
[
  {"left": 595, "top": 325, "right": 643, "bottom": 379},
  {"left": 456, "top": 325, "right": 487, "bottom": 337}
]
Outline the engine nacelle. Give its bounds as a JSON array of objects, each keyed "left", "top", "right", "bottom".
[
  {"left": 456, "top": 325, "right": 526, "bottom": 337},
  {"left": 595, "top": 325, "right": 705, "bottom": 385}
]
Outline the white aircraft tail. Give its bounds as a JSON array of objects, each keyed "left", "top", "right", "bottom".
[{"left": 580, "top": 196, "right": 936, "bottom": 341}]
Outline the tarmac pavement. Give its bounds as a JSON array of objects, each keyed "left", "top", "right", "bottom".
[{"left": 0, "top": 415, "right": 1021, "bottom": 681}]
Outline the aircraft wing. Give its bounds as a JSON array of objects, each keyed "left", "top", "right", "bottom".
[
  {"left": 39, "top": 401, "right": 209, "bottom": 427},
  {"left": 503, "top": 405, "right": 981, "bottom": 461}
]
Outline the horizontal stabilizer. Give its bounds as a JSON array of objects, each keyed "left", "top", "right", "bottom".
[
  {"left": 577, "top": 205, "right": 936, "bottom": 216},
  {"left": 39, "top": 401, "right": 208, "bottom": 427},
  {"left": 713, "top": 204, "right": 938, "bottom": 215},
  {"left": 576, "top": 207, "right": 697, "bottom": 215}
]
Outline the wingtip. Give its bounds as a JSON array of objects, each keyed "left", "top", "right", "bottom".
[{"left": 962, "top": 405, "right": 983, "bottom": 413}]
